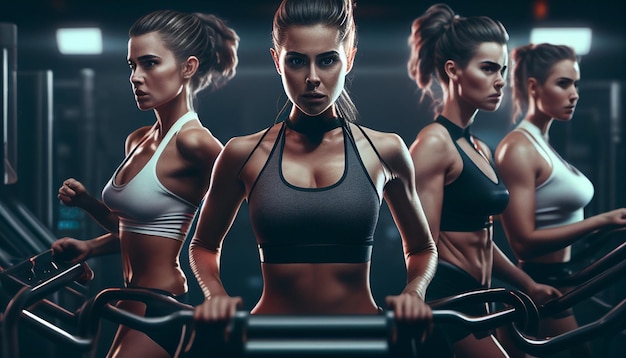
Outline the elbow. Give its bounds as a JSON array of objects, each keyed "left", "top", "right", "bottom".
[
  {"left": 509, "top": 236, "right": 538, "bottom": 261},
  {"left": 189, "top": 237, "right": 220, "bottom": 255},
  {"left": 405, "top": 240, "right": 438, "bottom": 262}
]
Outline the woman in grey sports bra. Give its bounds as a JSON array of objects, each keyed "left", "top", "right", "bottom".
[
  {"left": 495, "top": 43, "right": 626, "bottom": 358},
  {"left": 51, "top": 10, "right": 239, "bottom": 358},
  {"left": 188, "top": 0, "right": 437, "bottom": 349},
  {"left": 406, "top": 4, "right": 560, "bottom": 357}
]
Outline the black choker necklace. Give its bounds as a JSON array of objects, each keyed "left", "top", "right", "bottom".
[{"left": 284, "top": 117, "right": 343, "bottom": 134}]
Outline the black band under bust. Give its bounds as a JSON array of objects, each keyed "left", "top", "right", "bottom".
[
  {"left": 248, "top": 121, "right": 381, "bottom": 264},
  {"left": 436, "top": 115, "right": 509, "bottom": 232}
]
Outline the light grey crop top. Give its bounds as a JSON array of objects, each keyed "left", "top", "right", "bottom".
[
  {"left": 101, "top": 111, "right": 199, "bottom": 241},
  {"left": 515, "top": 120, "right": 594, "bottom": 229}
]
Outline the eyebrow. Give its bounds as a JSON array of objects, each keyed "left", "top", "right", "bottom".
[
  {"left": 480, "top": 60, "right": 504, "bottom": 69},
  {"left": 128, "top": 54, "right": 160, "bottom": 62},
  {"left": 285, "top": 50, "right": 340, "bottom": 58}
]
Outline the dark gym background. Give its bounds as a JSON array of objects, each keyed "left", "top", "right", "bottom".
[{"left": 1, "top": 0, "right": 625, "bottom": 357}]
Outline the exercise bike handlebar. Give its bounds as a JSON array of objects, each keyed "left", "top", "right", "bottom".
[
  {"left": 81, "top": 287, "right": 534, "bottom": 357},
  {"left": 540, "top": 258, "right": 626, "bottom": 317},
  {"left": 84, "top": 286, "right": 626, "bottom": 357}
]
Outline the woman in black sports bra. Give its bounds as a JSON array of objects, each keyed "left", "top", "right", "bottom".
[
  {"left": 406, "top": 4, "right": 560, "bottom": 357},
  {"left": 189, "top": 0, "right": 437, "bottom": 346}
]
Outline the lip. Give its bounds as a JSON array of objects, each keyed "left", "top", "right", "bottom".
[
  {"left": 301, "top": 92, "right": 326, "bottom": 103},
  {"left": 302, "top": 91, "right": 325, "bottom": 98},
  {"left": 487, "top": 94, "right": 502, "bottom": 103},
  {"left": 134, "top": 89, "right": 148, "bottom": 96}
]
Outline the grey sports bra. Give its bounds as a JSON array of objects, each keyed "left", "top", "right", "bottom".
[{"left": 247, "top": 120, "right": 383, "bottom": 263}]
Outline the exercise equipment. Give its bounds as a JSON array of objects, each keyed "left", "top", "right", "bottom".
[
  {"left": 519, "top": 226, "right": 626, "bottom": 287},
  {"left": 0, "top": 250, "right": 92, "bottom": 358},
  {"left": 2, "top": 244, "right": 625, "bottom": 357}
]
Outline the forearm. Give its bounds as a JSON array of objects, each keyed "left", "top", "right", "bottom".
[
  {"left": 403, "top": 246, "right": 438, "bottom": 299},
  {"left": 492, "top": 245, "right": 535, "bottom": 291},
  {"left": 87, "top": 233, "right": 121, "bottom": 257},
  {"left": 511, "top": 215, "right": 611, "bottom": 260},
  {"left": 80, "top": 196, "right": 119, "bottom": 234},
  {"left": 189, "top": 239, "right": 229, "bottom": 299}
]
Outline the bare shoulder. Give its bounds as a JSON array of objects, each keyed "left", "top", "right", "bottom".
[
  {"left": 495, "top": 130, "right": 546, "bottom": 180},
  {"left": 176, "top": 125, "right": 224, "bottom": 165},
  {"left": 352, "top": 125, "right": 414, "bottom": 179},
  {"left": 216, "top": 124, "right": 280, "bottom": 167},
  {"left": 409, "top": 122, "right": 452, "bottom": 155},
  {"left": 125, "top": 125, "right": 153, "bottom": 154},
  {"left": 495, "top": 130, "right": 536, "bottom": 166},
  {"left": 355, "top": 125, "right": 407, "bottom": 155},
  {"left": 408, "top": 122, "right": 457, "bottom": 173}
]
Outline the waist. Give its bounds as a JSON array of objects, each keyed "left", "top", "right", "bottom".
[
  {"left": 256, "top": 264, "right": 376, "bottom": 314},
  {"left": 519, "top": 260, "right": 574, "bottom": 285},
  {"left": 258, "top": 243, "right": 373, "bottom": 264}
]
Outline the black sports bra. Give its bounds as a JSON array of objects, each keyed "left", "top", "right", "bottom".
[
  {"left": 247, "top": 120, "right": 383, "bottom": 263},
  {"left": 436, "top": 115, "right": 509, "bottom": 231}
]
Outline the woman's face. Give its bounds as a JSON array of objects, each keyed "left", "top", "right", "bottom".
[
  {"left": 535, "top": 59, "right": 580, "bottom": 121},
  {"left": 127, "top": 32, "right": 185, "bottom": 111},
  {"left": 271, "top": 24, "right": 355, "bottom": 118},
  {"left": 455, "top": 42, "right": 508, "bottom": 112}
]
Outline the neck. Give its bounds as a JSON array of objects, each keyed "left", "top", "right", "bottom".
[
  {"left": 525, "top": 111, "right": 553, "bottom": 136},
  {"left": 153, "top": 97, "right": 194, "bottom": 134},
  {"left": 285, "top": 116, "right": 343, "bottom": 135},
  {"left": 442, "top": 87, "right": 480, "bottom": 128}
]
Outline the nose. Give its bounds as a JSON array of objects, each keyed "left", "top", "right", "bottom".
[
  {"left": 306, "top": 65, "right": 321, "bottom": 88},
  {"left": 130, "top": 68, "right": 143, "bottom": 85},
  {"left": 570, "top": 87, "right": 579, "bottom": 103},
  {"left": 494, "top": 72, "right": 505, "bottom": 89}
]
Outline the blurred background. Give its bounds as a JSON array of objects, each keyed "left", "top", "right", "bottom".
[{"left": 1, "top": 0, "right": 625, "bottom": 356}]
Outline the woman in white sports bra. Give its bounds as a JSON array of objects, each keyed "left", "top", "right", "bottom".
[
  {"left": 495, "top": 43, "right": 626, "bottom": 357},
  {"left": 51, "top": 10, "right": 239, "bottom": 358}
]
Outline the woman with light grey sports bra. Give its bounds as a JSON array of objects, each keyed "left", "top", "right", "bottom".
[
  {"left": 495, "top": 43, "right": 626, "bottom": 358},
  {"left": 51, "top": 10, "right": 239, "bottom": 358}
]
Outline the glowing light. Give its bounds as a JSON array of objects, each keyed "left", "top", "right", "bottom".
[
  {"left": 533, "top": 0, "right": 548, "bottom": 20},
  {"left": 56, "top": 28, "right": 103, "bottom": 55},
  {"left": 530, "top": 27, "right": 592, "bottom": 55}
]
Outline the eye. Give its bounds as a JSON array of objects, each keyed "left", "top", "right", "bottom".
[
  {"left": 557, "top": 79, "right": 573, "bottom": 89},
  {"left": 143, "top": 60, "right": 158, "bottom": 68},
  {"left": 286, "top": 56, "right": 306, "bottom": 67},
  {"left": 482, "top": 64, "right": 498, "bottom": 73},
  {"left": 319, "top": 55, "right": 338, "bottom": 66}
]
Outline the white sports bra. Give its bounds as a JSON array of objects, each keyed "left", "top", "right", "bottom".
[
  {"left": 515, "top": 120, "right": 594, "bottom": 229},
  {"left": 101, "top": 111, "right": 199, "bottom": 241}
]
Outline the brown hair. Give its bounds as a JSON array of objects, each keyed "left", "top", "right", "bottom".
[
  {"left": 408, "top": 3, "right": 508, "bottom": 108},
  {"left": 272, "top": 0, "right": 358, "bottom": 122},
  {"left": 510, "top": 43, "right": 577, "bottom": 121},
  {"left": 130, "top": 9, "right": 239, "bottom": 95}
]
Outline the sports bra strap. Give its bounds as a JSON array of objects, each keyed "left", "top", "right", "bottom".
[
  {"left": 347, "top": 122, "right": 394, "bottom": 179},
  {"left": 237, "top": 124, "right": 278, "bottom": 179}
]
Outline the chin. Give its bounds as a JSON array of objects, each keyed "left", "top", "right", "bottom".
[
  {"left": 481, "top": 104, "right": 501, "bottom": 112},
  {"left": 136, "top": 102, "right": 153, "bottom": 111},
  {"left": 299, "top": 106, "right": 329, "bottom": 117}
]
